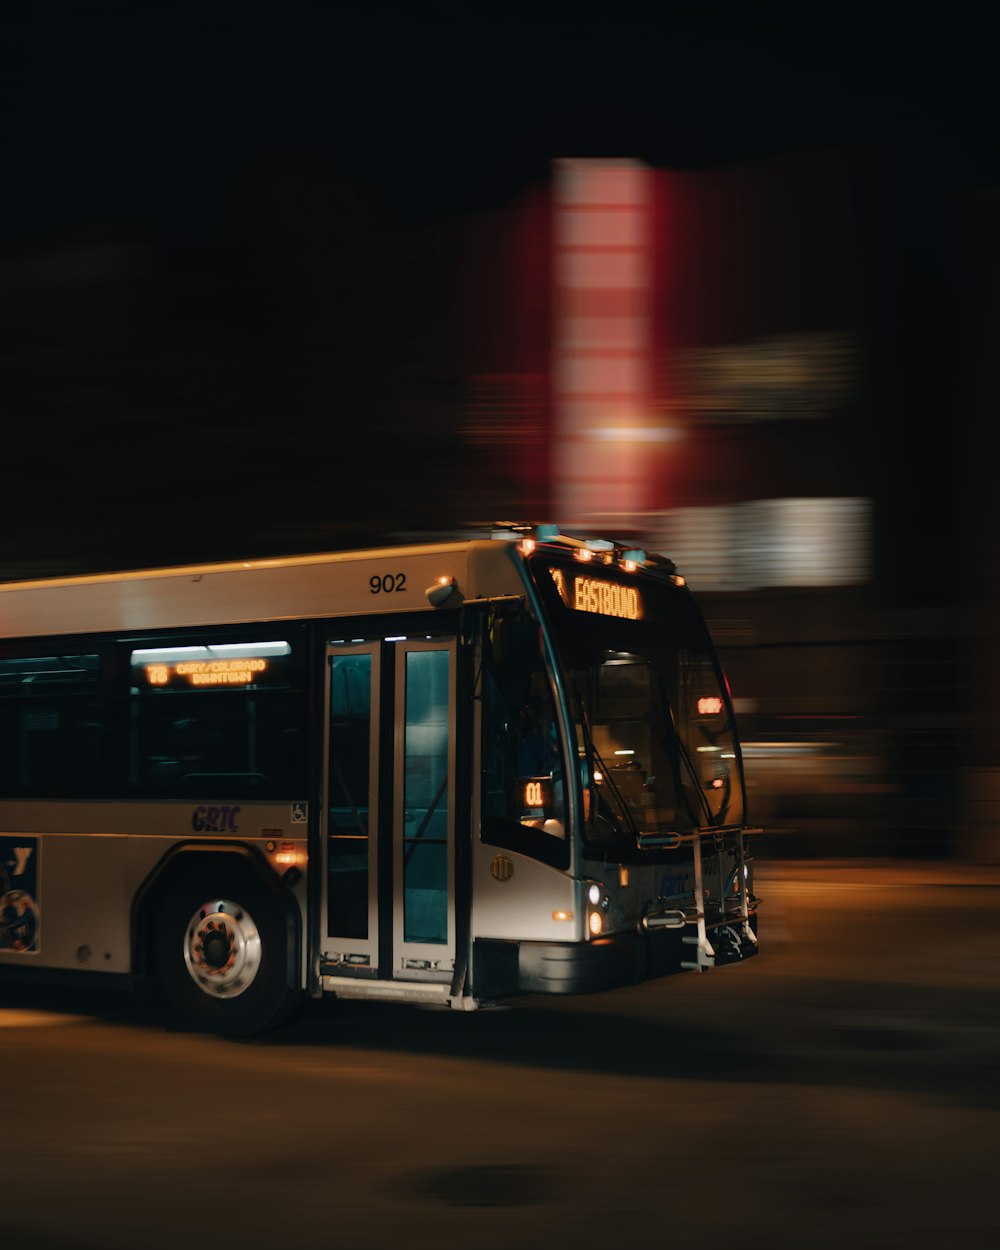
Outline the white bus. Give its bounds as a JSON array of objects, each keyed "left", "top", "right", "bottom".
[{"left": 0, "top": 523, "right": 758, "bottom": 1035}]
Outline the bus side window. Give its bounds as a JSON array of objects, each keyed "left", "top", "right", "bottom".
[
  {"left": 0, "top": 653, "right": 104, "bottom": 794},
  {"left": 127, "top": 639, "right": 305, "bottom": 797}
]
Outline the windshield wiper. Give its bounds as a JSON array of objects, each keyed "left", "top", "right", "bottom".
[
  {"left": 590, "top": 739, "right": 641, "bottom": 839},
  {"left": 657, "top": 675, "right": 716, "bottom": 827},
  {"left": 571, "top": 676, "right": 640, "bottom": 842}
]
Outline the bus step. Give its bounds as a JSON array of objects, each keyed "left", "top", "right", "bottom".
[{"left": 322, "top": 977, "right": 453, "bottom": 1005}]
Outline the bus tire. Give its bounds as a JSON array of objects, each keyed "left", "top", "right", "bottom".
[{"left": 153, "top": 863, "right": 300, "bottom": 1038}]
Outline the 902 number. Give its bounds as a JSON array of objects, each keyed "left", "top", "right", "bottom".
[{"left": 370, "top": 572, "right": 407, "bottom": 594}]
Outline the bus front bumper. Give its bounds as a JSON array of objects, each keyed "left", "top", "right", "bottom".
[{"left": 472, "top": 920, "right": 757, "bottom": 1000}]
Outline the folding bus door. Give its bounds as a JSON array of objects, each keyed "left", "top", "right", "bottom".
[
  {"left": 392, "top": 640, "right": 456, "bottom": 981},
  {"left": 323, "top": 637, "right": 457, "bottom": 984},
  {"left": 323, "top": 644, "right": 381, "bottom": 975}
]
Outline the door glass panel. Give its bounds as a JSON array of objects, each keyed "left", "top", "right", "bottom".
[
  {"left": 328, "top": 654, "right": 371, "bottom": 940},
  {"left": 402, "top": 649, "right": 449, "bottom": 944}
]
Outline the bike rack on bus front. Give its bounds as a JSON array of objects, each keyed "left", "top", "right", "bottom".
[{"left": 640, "top": 825, "right": 760, "bottom": 970}]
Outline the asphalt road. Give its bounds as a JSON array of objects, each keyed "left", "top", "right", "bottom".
[{"left": 1, "top": 862, "right": 997, "bottom": 1250}]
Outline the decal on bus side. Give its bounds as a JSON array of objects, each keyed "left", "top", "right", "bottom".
[
  {"left": 0, "top": 836, "right": 40, "bottom": 954},
  {"left": 191, "top": 805, "right": 241, "bottom": 834},
  {"left": 660, "top": 871, "right": 690, "bottom": 898}
]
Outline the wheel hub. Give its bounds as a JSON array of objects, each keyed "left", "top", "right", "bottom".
[
  {"left": 197, "top": 921, "right": 235, "bottom": 972},
  {"left": 183, "top": 899, "right": 262, "bottom": 999}
]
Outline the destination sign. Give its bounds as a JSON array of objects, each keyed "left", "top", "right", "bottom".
[
  {"left": 131, "top": 641, "right": 291, "bottom": 691},
  {"left": 522, "top": 777, "right": 555, "bottom": 809},
  {"left": 146, "top": 658, "right": 269, "bottom": 687},
  {"left": 548, "top": 567, "right": 642, "bottom": 621}
]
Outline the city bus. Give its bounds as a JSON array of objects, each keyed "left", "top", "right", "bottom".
[{"left": 0, "top": 523, "right": 758, "bottom": 1035}]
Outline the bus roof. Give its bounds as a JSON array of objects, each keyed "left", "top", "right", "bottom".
[
  {"left": 0, "top": 538, "right": 522, "bottom": 640},
  {"left": 0, "top": 525, "right": 682, "bottom": 642}
]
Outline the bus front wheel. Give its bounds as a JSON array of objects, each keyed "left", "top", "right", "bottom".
[{"left": 154, "top": 864, "right": 299, "bottom": 1037}]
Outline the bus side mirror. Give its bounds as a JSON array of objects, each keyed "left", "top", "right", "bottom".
[{"left": 425, "top": 577, "right": 460, "bottom": 608}]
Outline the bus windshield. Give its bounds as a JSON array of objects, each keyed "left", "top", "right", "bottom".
[{"left": 529, "top": 557, "right": 744, "bottom": 854}]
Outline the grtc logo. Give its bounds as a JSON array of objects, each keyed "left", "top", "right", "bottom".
[{"left": 191, "top": 805, "right": 241, "bottom": 834}]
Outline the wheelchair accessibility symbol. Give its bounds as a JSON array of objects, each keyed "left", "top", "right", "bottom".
[{"left": 291, "top": 802, "right": 308, "bottom": 824}]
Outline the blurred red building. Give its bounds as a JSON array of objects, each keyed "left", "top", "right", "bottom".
[{"left": 457, "top": 152, "right": 971, "bottom": 859}]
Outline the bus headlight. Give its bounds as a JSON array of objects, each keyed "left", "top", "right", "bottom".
[{"left": 584, "top": 879, "right": 609, "bottom": 938}]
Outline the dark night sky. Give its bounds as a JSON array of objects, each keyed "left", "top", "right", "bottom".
[
  {"left": 2, "top": 1, "right": 999, "bottom": 577},
  {"left": 2, "top": 3, "right": 993, "bottom": 227}
]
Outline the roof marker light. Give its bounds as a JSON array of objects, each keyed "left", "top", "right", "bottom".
[
  {"left": 672, "top": 574, "right": 686, "bottom": 587},
  {"left": 519, "top": 538, "right": 536, "bottom": 555}
]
